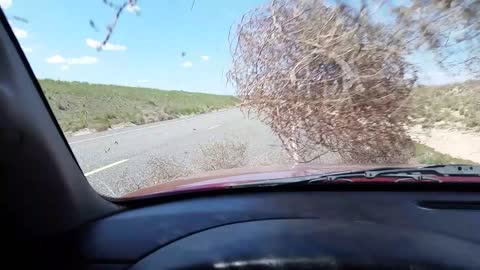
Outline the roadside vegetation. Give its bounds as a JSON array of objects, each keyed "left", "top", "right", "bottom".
[
  {"left": 410, "top": 80, "right": 480, "bottom": 131},
  {"left": 40, "top": 79, "right": 239, "bottom": 133}
]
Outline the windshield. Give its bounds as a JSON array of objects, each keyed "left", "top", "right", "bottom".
[{"left": 3, "top": 0, "right": 479, "bottom": 197}]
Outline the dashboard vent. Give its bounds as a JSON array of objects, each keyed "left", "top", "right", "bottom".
[{"left": 418, "top": 201, "right": 480, "bottom": 210}]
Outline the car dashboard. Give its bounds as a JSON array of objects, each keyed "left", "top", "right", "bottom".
[{"left": 70, "top": 190, "right": 480, "bottom": 270}]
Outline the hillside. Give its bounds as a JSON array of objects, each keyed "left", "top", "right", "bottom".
[
  {"left": 39, "top": 79, "right": 239, "bottom": 133},
  {"left": 409, "top": 80, "right": 480, "bottom": 164},
  {"left": 411, "top": 80, "right": 480, "bottom": 131}
]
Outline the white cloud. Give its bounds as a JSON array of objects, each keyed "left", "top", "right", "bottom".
[
  {"left": 0, "top": 0, "right": 12, "bottom": 9},
  {"left": 69, "top": 56, "right": 97, "bottom": 64},
  {"left": 85, "top": 38, "right": 100, "bottom": 49},
  {"left": 201, "top": 55, "right": 209, "bottom": 61},
  {"left": 60, "top": 65, "right": 69, "bottom": 71},
  {"left": 418, "top": 70, "right": 472, "bottom": 86},
  {"left": 22, "top": 47, "right": 32, "bottom": 53},
  {"left": 126, "top": 4, "right": 141, "bottom": 13},
  {"left": 182, "top": 61, "right": 193, "bottom": 68},
  {"left": 12, "top": 26, "right": 27, "bottom": 39},
  {"left": 86, "top": 38, "right": 127, "bottom": 51},
  {"left": 46, "top": 55, "right": 65, "bottom": 64},
  {"left": 46, "top": 55, "right": 97, "bottom": 65}
]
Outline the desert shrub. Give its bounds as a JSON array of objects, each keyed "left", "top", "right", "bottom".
[
  {"left": 466, "top": 118, "right": 480, "bottom": 129},
  {"left": 411, "top": 82, "right": 480, "bottom": 129},
  {"left": 228, "top": 0, "right": 416, "bottom": 164},
  {"left": 146, "top": 140, "right": 248, "bottom": 183},
  {"left": 147, "top": 156, "right": 192, "bottom": 184},
  {"left": 91, "top": 122, "right": 110, "bottom": 132},
  {"left": 195, "top": 140, "right": 248, "bottom": 171}
]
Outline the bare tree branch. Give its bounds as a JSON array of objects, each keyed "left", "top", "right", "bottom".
[{"left": 91, "top": 0, "right": 139, "bottom": 51}]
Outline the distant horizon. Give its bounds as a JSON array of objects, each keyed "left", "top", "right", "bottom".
[
  {"left": 37, "top": 78, "right": 237, "bottom": 96},
  {"left": 38, "top": 76, "right": 477, "bottom": 94}
]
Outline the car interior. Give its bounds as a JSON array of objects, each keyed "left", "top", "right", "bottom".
[{"left": 3, "top": 8, "right": 480, "bottom": 270}]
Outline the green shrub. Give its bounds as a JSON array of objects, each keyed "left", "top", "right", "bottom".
[{"left": 411, "top": 81, "right": 480, "bottom": 130}]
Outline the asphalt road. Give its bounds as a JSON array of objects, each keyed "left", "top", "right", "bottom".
[{"left": 68, "top": 108, "right": 339, "bottom": 196}]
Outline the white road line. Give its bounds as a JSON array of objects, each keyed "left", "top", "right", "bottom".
[
  {"left": 208, "top": 124, "right": 221, "bottom": 130},
  {"left": 98, "top": 180, "right": 116, "bottom": 197},
  {"left": 84, "top": 159, "right": 129, "bottom": 176},
  {"left": 69, "top": 115, "right": 198, "bottom": 145}
]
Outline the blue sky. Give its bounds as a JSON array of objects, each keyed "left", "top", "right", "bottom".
[{"left": 0, "top": 0, "right": 472, "bottom": 95}]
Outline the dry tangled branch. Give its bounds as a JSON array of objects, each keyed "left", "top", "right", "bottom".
[
  {"left": 392, "top": 0, "right": 480, "bottom": 78},
  {"left": 194, "top": 140, "right": 248, "bottom": 171},
  {"left": 146, "top": 140, "right": 248, "bottom": 184},
  {"left": 148, "top": 155, "right": 192, "bottom": 184},
  {"left": 91, "top": 0, "right": 139, "bottom": 50},
  {"left": 91, "top": 0, "right": 196, "bottom": 51},
  {"left": 228, "top": 0, "right": 417, "bottom": 163}
]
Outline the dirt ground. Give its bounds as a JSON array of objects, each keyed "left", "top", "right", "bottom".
[{"left": 409, "top": 126, "right": 480, "bottom": 164}]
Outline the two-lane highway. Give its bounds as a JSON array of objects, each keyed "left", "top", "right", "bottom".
[{"left": 68, "top": 109, "right": 339, "bottom": 196}]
